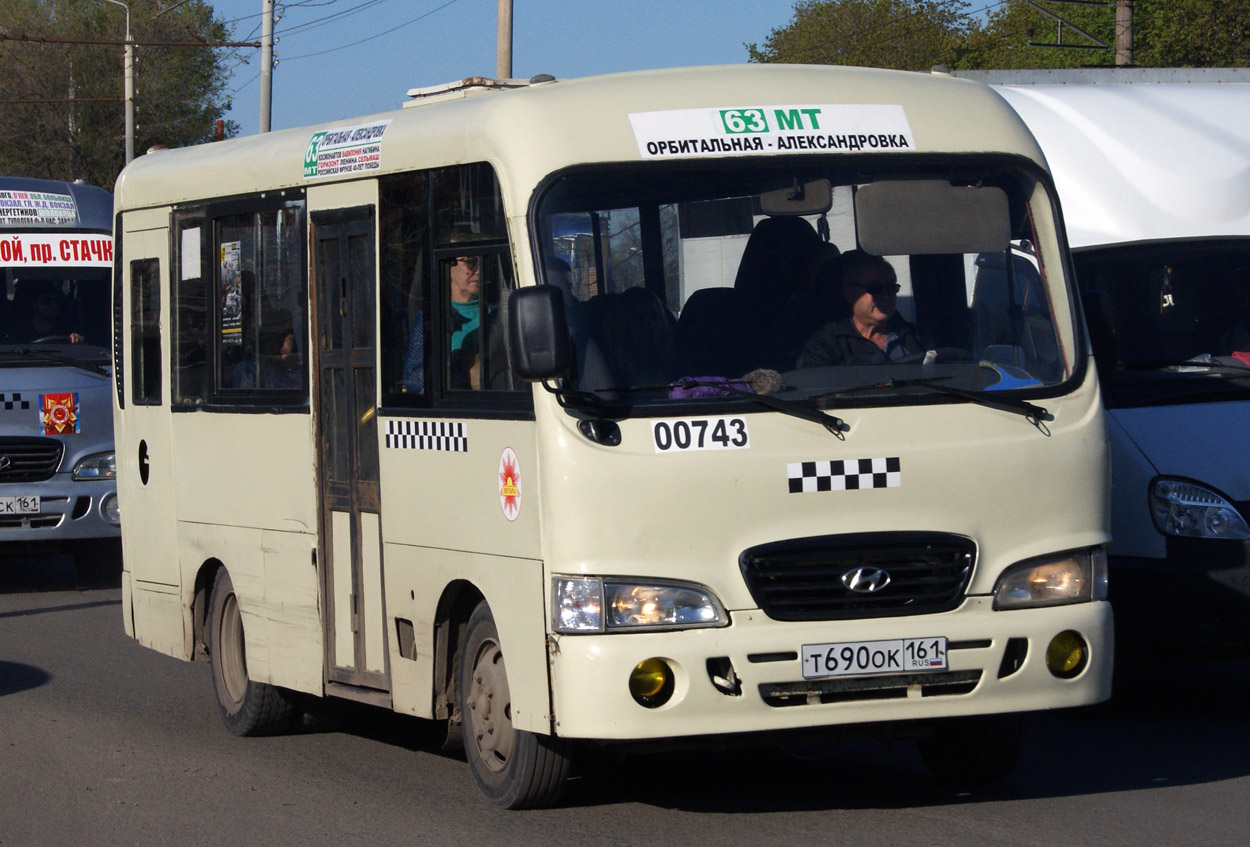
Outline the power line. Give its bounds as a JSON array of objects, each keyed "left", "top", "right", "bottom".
[{"left": 281, "top": 0, "right": 463, "bottom": 61}]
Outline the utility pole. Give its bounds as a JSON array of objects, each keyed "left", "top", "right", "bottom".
[
  {"left": 102, "top": 0, "right": 135, "bottom": 164},
  {"left": 497, "top": 0, "right": 513, "bottom": 80},
  {"left": 1115, "top": 0, "right": 1134, "bottom": 67},
  {"left": 261, "top": 0, "right": 274, "bottom": 133}
]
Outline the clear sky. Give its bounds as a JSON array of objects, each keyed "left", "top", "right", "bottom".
[{"left": 208, "top": 0, "right": 806, "bottom": 137}]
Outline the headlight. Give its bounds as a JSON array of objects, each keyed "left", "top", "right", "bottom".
[
  {"left": 1149, "top": 478, "right": 1250, "bottom": 540},
  {"left": 72, "top": 451, "right": 116, "bottom": 481},
  {"left": 993, "top": 548, "right": 1107, "bottom": 610},
  {"left": 552, "top": 576, "right": 728, "bottom": 633}
]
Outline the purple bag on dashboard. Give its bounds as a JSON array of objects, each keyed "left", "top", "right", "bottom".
[{"left": 668, "top": 377, "right": 752, "bottom": 399}]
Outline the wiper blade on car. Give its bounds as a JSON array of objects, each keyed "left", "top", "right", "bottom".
[
  {"left": 819, "top": 377, "right": 1048, "bottom": 423},
  {"left": 0, "top": 347, "right": 110, "bottom": 377},
  {"left": 550, "top": 377, "right": 846, "bottom": 438},
  {"left": 670, "top": 377, "right": 846, "bottom": 438},
  {"left": 1123, "top": 357, "right": 1250, "bottom": 373}
]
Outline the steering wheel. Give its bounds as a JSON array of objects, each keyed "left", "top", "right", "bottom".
[{"left": 31, "top": 335, "right": 75, "bottom": 344}]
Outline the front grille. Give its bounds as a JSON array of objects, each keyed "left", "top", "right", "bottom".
[
  {"left": 0, "top": 437, "right": 65, "bottom": 482},
  {"left": 740, "top": 532, "right": 975, "bottom": 621},
  {"left": 760, "top": 669, "right": 982, "bottom": 707}
]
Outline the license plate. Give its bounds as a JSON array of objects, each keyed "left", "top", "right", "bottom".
[
  {"left": 801, "top": 636, "right": 947, "bottom": 679},
  {"left": 0, "top": 495, "right": 40, "bottom": 515}
]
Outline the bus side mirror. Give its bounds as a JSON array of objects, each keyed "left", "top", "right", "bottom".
[{"left": 507, "top": 286, "right": 572, "bottom": 381}]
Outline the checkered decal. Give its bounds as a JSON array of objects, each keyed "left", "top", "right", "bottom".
[
  {"left": 1, "top": 393, "right": 31, "bottom": 411},
  {"left": 385, "top": 420, "right": 468, "bottom": 452},
  {"left": 787, "top": 457, "right": 901, "bottom": 493}
]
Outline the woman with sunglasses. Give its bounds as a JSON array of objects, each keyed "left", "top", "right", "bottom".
[{"left": 796, "top": 250, "right": 925, "bottom": 368}]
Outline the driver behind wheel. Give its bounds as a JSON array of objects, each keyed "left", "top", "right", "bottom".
[
  {"left": 797, "top": 250, "right": 923, "bottom": 367},
  {"left": 6, "top": 280, "right": 85, "bottom": 344}
]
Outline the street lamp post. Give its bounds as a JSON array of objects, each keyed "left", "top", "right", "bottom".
[{"left": 102, "top": 0, "right": 135, "bottom": 164}]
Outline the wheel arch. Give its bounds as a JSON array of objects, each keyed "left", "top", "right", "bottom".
[
  {"left": 432, "top": 579, "right": 484, "bottom": 722},
  {"left": 191, "top": 557, "right": 226, "bottom": 662}
]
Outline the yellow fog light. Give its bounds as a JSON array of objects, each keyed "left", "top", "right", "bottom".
[
  {"left": 629, "top": 658, "right": 674, "bottom": 708},
  {"left": 1046, "top": 630, "right": 1088, "bottom": 679}
]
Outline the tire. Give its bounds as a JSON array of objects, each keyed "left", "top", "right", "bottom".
[
  {"left": 207, "top": 569, "right": 297, "bottom": 736},
  {"left": 458, "top": 601, "right": 572, "bottom": 809},
  {"left": 916, "top": 713, "right": 1026, "bottom": 786}
]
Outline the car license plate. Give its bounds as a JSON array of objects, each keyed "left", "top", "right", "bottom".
[
  {"left": 801, "top": 636, "right": 947, "bottom": 680},
  {"left": 0, "top": 495, "right": 40, "bottom": 515}
]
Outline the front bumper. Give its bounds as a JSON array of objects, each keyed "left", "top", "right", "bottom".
[
  {"left": 0, "top": 475, "right": 120, "bottom": 548},
  {"left": 547, "top": 597, "right": 1112, "bottom": 740}
]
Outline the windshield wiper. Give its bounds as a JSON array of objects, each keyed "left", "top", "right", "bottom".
[
  {"left": 1124, "top": 358, "right": 1250, "bottom": 373},
  {"left": 0, "top": 348, "right": 110, "bottom": 377},
  {"left": 671, "top": 377, "right": 846, "bottom": 437},
  {"left": 548, "top": 378, "right": 846, "bottom": 438},
  {"left": 819, "top": 377, "right": 1048, "bottom": 423}
]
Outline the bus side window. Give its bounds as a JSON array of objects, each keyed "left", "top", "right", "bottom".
[
  {"left": 174, "top": 215, "right": 207, "bottom": 405},
  {"left": 379, "top": 171, "right": 430, "bottom": 401},
  {"left": 131, "top": 258, "right": 161, "bottom": 404},
  {"left": 380, "top": 162, "right": 520, "bottom": 405}
]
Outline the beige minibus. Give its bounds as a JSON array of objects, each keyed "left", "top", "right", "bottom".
[{"left": 113, "top": 64, "right": 1111, "bottom": 808}]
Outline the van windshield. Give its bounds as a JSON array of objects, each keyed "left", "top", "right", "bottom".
[
  {"left": 535, "top": 161, "right": 1074, "bottom": 411},
  {"left": 0, "top": 269, "right": 112, "bottom": 366},
  {"left": 1076, "top": 239, "right": 1250, "bottom": 409}
]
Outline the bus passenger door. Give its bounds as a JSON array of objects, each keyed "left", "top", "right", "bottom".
[
  {"left": 311, "top": 207, "right": 389, "bottom": 693},
  {"left": 117, "top": 218, "right": 180, "bottom": 589}
]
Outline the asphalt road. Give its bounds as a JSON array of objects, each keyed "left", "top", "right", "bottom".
[{"left": 3, "top": 556, "right": 1249, "bottom": 847}]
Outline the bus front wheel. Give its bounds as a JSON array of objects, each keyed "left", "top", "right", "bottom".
[
  {"left": 458, "top": 601, "right": 572, "bottom": 809},
  {"left": 207, "top": 568, "right": 297, "bottom": 736}
]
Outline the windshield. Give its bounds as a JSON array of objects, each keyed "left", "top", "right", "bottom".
[
  {"left": 1076, "top": 239, "right": 1250, "bottom": 409},
  {"left": 0, "top": 267, "right": 112, "bottom": 363},
  {"left": 535, "top": 160, "right": 1076, "bottom": 412}
]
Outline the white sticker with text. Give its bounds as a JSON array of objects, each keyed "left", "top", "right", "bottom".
[
  {"left": 629, "top": 104, "right": 915, "bottom": 159},
  {"left": 652, "top": 417, "right": 750, "bottom": 452}
]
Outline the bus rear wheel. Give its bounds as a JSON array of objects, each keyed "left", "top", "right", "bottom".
[
  {"left": 458, "top": 601, "right": 572, "bottom": 809},
  {"left": 207, "top": 568, "right": 297, "bottom": 736}
]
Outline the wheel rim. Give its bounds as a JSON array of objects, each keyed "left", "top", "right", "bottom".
[
  {"left": 468, "top": 636, "right": 515, "bottom": 774},
  {"left": 218, "top": 592, "right": 248, "bottom": 708}
]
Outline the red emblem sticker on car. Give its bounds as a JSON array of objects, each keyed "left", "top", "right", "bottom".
[
  {"left": 498, "top": 446, "right": 521, "bottom": 522},
  {"left": 40, "top": 392, "right": 80, "bottom": 435}
]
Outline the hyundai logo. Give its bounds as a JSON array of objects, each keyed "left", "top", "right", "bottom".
[
  {"left": 0, "top": 455, "right": 10, "bottom": 471},
  {"left": 842, "top": 566, "right": 891, "bottom": 594}
]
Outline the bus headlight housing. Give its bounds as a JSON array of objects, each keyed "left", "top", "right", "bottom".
[
  {"left": 553, "top": 576, "right": 728, "bottom": 633},
  {"left": 72, "top": 451, "right": 116, "bottom": 481},
  {"left": 1149, "top": 478, "right": 1250, "bottom": 540},
  {"left": 993, "top": 548, "right": 1108, "bottom": 610}
]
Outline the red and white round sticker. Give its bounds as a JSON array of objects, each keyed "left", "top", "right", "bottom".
[{"left": 498, "top": 447, "right": 521, "bottom": 521}]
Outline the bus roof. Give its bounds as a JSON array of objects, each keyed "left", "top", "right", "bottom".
[
  {"left": 984, "top": 79, "right": 1250, "bottom": 249},
  {"left": 114, "top": 64, "right": 1045, "bottom": 215},
  {"left": 0, "top": 176, "right": 112, "bottom": 232}
]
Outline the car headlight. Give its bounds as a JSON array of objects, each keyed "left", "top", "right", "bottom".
[
  {"left": 1149, "top": 478, "right": 1250, "bottom": 540},
  {"left": 552, "top": 576, "right": 728, "bottom": 633},
  {"left": 72, "top": 451, "right": 116, "bottom": 481},
  {"left": 993, "top": 547, "right": 1108, "bottom": 610}
]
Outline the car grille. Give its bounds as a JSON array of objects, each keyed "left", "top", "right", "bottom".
[
  {"left": 739, "top": 532, "right": 976, "bottom": 621},
  {"left": 760, "top": 669, "right": 983, "bottom": 707},
  {"left": 0, "top": 437, "right": 65, "bottom": 482}
]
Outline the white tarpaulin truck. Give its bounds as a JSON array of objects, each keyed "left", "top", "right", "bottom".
[{"left": 959, "top": 68, "right": 1250, "bottom": 658}]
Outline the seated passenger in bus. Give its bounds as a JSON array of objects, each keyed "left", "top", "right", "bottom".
[
  {"left": 232, "top": 310, "right": 301, "bottom": 390},
  {"left": 403, "top": 253, "right": 486, "bottom": 391},
  {"left": 797, "top": 251, "right": 924, "bottom": 367},
  {"left": 4, "top": 281, "right": 84, "bottom": 344}
]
